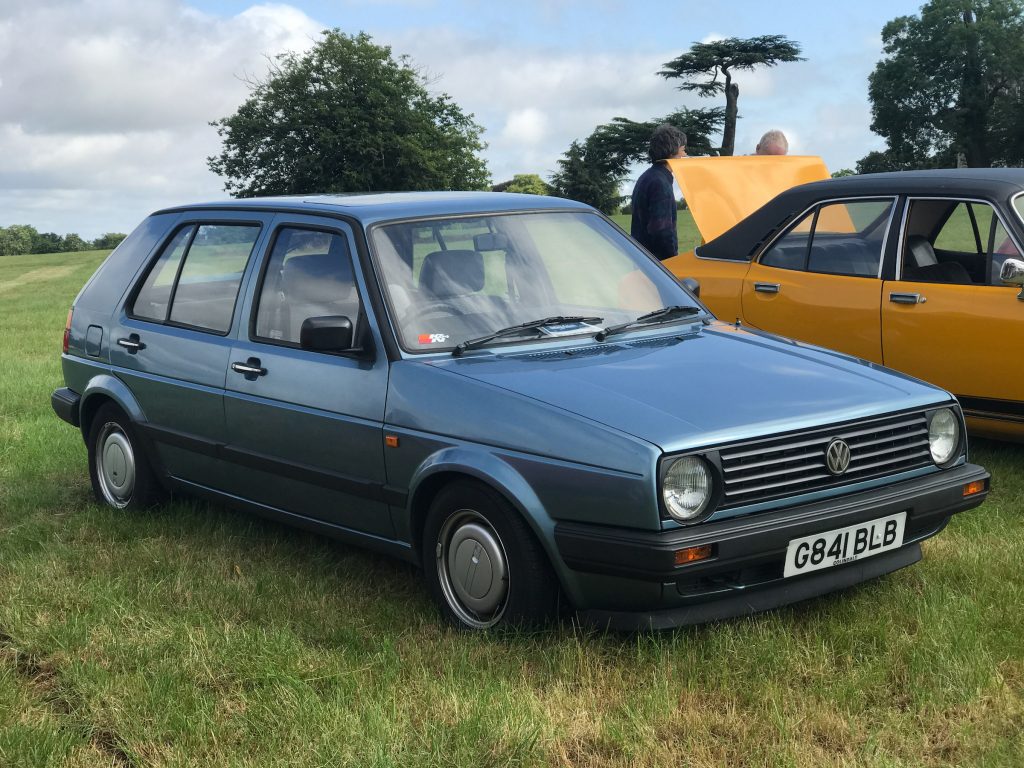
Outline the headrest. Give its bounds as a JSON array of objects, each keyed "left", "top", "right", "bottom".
[
  {"left": 905, "top": 235, "right": 938, "bottom": 269},
  {"left": 419, "top": 249, "right": 485, "bottom": 297},
  {"left": 282, "top": 251, "right": 354, "bottom": 303}
]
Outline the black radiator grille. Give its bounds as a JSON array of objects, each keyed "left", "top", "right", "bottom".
[{"left": 719, "top": 411, "right": 933, "bottom": 509}]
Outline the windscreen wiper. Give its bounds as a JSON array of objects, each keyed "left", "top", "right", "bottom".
[
  {"left": 594, "top": 305, "right": 702, "bottom": 342},
  {"left": 452, "top": 316, "right": 603, "bottom": 357}
]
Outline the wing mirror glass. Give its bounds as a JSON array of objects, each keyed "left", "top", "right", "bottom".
[
  {"left": 1000, "top": 258, "right": 1024, "bottom": 300},
  {"left": 300, "top": 315, "right": 354, "bottom": 351}
]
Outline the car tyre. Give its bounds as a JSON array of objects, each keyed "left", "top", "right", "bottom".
[
  {"left": 423, "top": 480, "right": 560, "bottom": 631},
  {"left": 87, "top": 403, "right": 162, "bottom": 510}
]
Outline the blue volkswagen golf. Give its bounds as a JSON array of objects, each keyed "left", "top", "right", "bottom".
[{"left": 52, "top": 192, "right": 989, "bottom": 630}]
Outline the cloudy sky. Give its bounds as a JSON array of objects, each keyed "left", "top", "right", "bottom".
[{"left": 0, "top": 0, "right": 927, "bottom": 238}]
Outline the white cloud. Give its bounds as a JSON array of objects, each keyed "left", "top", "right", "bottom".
[{"left": 0, "top": 0, "right": 321, "bottom": 235}]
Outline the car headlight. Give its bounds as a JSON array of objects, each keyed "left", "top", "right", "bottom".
[
  {"left": 928, "top": 408, "right": 960, "bottom": 465},
  {"left": 662, "top": 456, "right": 713, "bottom": 522}
]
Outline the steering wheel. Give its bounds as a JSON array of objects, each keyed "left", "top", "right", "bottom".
[{"left": 400, "top": 300, "right": 465, "bottom": 329}]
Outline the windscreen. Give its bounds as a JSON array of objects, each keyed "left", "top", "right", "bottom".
[{"left": 371, "top": 211, "right": 700, "bottom": 352}]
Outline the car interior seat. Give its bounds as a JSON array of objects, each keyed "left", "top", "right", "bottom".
[
  {"left": 902, "top": 235, "right": 972, "bottom": 284},
  {"left": 281, "top": 239, "right": 358, "bottom": 343}
]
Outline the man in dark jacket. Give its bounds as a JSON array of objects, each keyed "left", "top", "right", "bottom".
[{"left": 630, "top": 124, "right": 686, "bottom": 261}]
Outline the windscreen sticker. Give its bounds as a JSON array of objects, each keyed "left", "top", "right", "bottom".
[{"left": 417, "top": 333, "right": 450, "bottom": 345}]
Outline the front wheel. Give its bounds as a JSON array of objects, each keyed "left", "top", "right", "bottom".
[
  {"left": 87, "top": 403, "right": 161, "bottom": 510},
  {"left": 423, "top": 480, "right": 560, "bottom": 630}
]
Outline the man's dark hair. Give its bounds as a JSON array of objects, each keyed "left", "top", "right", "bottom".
[{"left": 649, "top": 124, "right": 687, "bottom": 162}]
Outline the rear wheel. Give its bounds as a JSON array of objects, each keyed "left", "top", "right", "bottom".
[
  {"left": 87, "top": 403, "right": 161, "bottom": 510},
  {"left": 423, "top": 480, "right": 560, "bottom": 630}
]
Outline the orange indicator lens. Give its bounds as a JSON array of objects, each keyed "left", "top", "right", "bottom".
[
  {"left": 674, "top": 544, "right": 713, "bottom": 566},
  {"left": 384, "top": 435, "right": 400, "bottom": 448},
  {"left": 963, "top": 480, "right": 986, "bottom": 497}
]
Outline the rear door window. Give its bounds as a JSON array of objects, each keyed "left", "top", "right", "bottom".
[{"left": 130, "top": 223, "right": 260, "bottom": 334}]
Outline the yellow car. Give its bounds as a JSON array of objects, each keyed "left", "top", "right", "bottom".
[{"left": 663, "top": 157, "right": 1024, "bottom": 440}]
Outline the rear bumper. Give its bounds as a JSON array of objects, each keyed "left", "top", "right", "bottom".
[
  {"left": 554, "top": 463, "right": 989, "bottom": 629},
  {"left": 51, "top": 387, "right": 81, "bottom": 428}
]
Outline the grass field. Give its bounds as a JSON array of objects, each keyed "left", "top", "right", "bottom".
[{"left": 1, "top": 247, "right": 1022, "bottom": 767}]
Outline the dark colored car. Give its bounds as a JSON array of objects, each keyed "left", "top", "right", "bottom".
[{"left": 53, "top": 192, "right": 989, "bottom": 630}]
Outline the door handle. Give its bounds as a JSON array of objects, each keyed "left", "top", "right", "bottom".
[
  {"left": 889, "top": 292, "right": 926, "bottom": 305},
  {"left": 116, "top": 334, "right": 146, "bottom": 353},
  {"left": 231, "top": 358, "right": 267, "bottom": 379},
  {"left": 753, "top": 282, "right": 781, "bottom": 294}
]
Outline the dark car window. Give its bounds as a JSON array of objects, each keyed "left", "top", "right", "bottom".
[
  {"left": 130, "top": 226, "right": 194, "bottom": 322},
  {"left": 760, "top": 199, "right": 893, "bottom": 278},
  {"left": 130, "top": 223, "right": 260, "bottom": 333},
  {"left": 903, "top": 199, "right": 1020, "bottom": 285},
  {"left": 253, "top": 227, "right": 361, "bottom": 345}
]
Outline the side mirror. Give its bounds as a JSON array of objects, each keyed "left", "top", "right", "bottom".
[
  {"left": 1000, "top": 258, "right": 1024, "bottom": 301},
  {"left": 681, "top": 277, "right": 701, "bottom": 298},
  {"left": 300, "top": 315, "right": 353, "bottom": 351}
]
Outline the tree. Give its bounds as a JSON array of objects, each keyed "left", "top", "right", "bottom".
[
  {"left": 549, "top": 138, "right": 624, "bottom": 214},
  {"left": 495, "top": 174, "right": 551, "bottom": 195},
  {"left": 589, "top": 107, "right": 725, "bottom": 171},
  {"left": 32, "top": 232, "right": 65, "bottom": 254},
  {"left": 0, "top": 225, "right": 37, "bottom": 256},
  {"left": 92, "top": 233, "right": 128, "bottom": 250},
  {"left": 660, "top": 36, "right": 803, "bottom": 156},
  {"left": 868, "top": 0, "right": 1024, "bottom": 168},
  {"left": 61, "top": 234, "right": 88, "bottom": 252},
  {"left": 208, "top": 30, "right": 489, "bottom": 197}
]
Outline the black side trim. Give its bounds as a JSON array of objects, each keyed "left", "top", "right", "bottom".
[
  {"left": 579, "top": 544, "right": 922, "bottom": 631},
  {"left": 51, "top": 388, "right": 81, "bottom": 428},
  {"left": 957, "top": 395, "right": 1024, "bottom": 424},
  {"left": 139, "top": 423, "right": 407, "bottom": 507}
]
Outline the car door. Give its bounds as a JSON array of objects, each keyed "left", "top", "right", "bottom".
[
  {"left": 882, "top": 196, "right": 1024, "bottom": 427},
  {"left": 739, "top": 198, "right": 898, "bottom": 362},
  {"left": 221, "top": 216, "right": 393, "bottom": 537},
  {"left": 110, "top": 214, "right": 270, "bottom": 487}
]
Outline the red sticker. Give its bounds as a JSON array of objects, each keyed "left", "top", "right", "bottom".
[{"left": 418, "top": 333, "right": 450, "bottom": 344}]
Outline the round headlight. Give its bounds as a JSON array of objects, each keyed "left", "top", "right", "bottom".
[
  {"left": 663, "top": 456, "right": 713, "bottom": 522},
  {"left": 928, "top": 408, "right": 960, "bottom": 465}
]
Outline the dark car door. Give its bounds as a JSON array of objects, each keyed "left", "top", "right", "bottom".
[
  {"left": 110, "top": 213, "right": 271, "bottom": 487},
  {"left": 220, "top": 216, "right": 393, "bottom": 537}
]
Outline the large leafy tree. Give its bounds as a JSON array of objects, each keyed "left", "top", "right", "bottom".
[
  {"left": 589, "top": 107, "right": 725, "bottom": 168},
  {"left": 867, "top": 0, "right": 1024, "bottom": 169},
  {"left": 660, "top": 36, "right": 803, "bottom": 156},
  {"left": 208, "top": 30, "right": 489, "bottom": 197}
]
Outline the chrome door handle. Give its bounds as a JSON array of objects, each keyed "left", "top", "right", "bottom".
[
  {"left": 754, "top": 282, "right": 781, "bottom": 294},
  {"left": 116, "top": 335, "right": 146, "bottom": 352},
  {"left": 889, "top": 292, "right": 926, "bottom": 305},
  {"left": 231, "top": 359, "right": 267, "bottom": 377}
]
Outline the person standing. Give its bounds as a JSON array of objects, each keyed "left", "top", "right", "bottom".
[{"left": 630, "top": 124, "right": 686, "bottom": 261}]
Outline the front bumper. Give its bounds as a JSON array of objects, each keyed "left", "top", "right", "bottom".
[{"left": 554, "top": 463, "right": 989, "bottom": 629}]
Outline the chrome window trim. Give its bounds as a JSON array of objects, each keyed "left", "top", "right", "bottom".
[
  {"left": 895, "top": 195, "right": 1024, "bottom": 282},
  {"left": 1012, "top": 191, "right": 1024, "bottom": 231},
  {"left": 753, "top": 195, "right": 899, "bottom": 280}
]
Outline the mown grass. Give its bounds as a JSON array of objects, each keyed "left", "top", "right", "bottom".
[{"left": 0, "top": 249, "right": 1022, "bottom": 767}]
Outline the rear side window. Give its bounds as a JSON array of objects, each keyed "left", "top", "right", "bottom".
[
  {"left": 131, "top": 224, "right": 260, "bottom": 333},
  {"left": 760, "top": 199, "right": 893, "bottom": 278}
]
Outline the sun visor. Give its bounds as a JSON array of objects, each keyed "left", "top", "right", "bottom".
[{"left": 666, "top": 156, "right": 831, "bottom": 243}]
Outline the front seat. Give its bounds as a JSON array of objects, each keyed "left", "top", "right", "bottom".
[{"left": 903, "top": 235, "right": 971, "bottom": 284}]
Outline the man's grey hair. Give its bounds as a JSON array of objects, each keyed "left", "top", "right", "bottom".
[{"left": 756, "top": 129, "right": 789, "bottom": 155}]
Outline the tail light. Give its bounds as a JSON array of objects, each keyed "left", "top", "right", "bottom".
[{"left": 63, "top": 308, "right": 73, "bottom": 354}]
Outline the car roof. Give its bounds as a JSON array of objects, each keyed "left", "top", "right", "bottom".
[
  {"left": 700, "top": 167, "right": 1024, "bottom": 261},
  {"left": 153, "top": 191, "right": 592, "bottom": 226}
]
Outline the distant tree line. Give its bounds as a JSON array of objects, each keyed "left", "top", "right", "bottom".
[{"left": 0, "top": 225, "right": 126, "bottom": 257}]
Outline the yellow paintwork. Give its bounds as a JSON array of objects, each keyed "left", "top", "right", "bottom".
[
  {"left": 665, "top": 155, "right": 831, "bottom": 242},
  {"left": 665, "top": 155, "right": 1024, "bottom": 440}
]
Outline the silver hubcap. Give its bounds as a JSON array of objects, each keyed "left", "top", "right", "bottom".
[
  {"left": 96, "top": 422, "right": 136, "bottom": 508},
  {"left": 436, "top": 509, "right": 508, "bottom": 629}
]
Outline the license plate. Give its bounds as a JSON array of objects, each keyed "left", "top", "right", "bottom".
[{"left": 783, "top": 512, "right": 907, "bottom": 578}]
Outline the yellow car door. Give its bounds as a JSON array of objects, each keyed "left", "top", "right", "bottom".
[
  {"left": 882, "top": 197, "right": 1024, "bottom": 438},
  {"left": 738, "top": 198, "right": 898, "bottom": 362}
]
